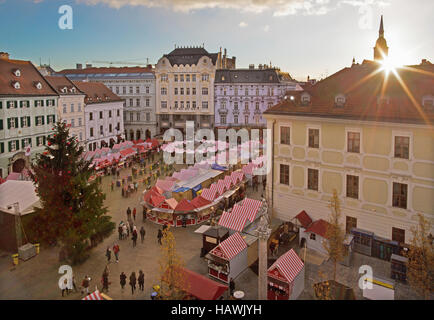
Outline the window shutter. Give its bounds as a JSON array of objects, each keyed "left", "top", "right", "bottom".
[
  {"left": 7, "top": 119, "right": 11, "bottom": 129},
  {"left": 28, "top": 138, "right": 32, "bottom": 146},
  {"left": 20, "top": 117, "right": 24, "bottom": 128},
  {"left": 35, "top": 116, "right": 38, "bottom": 125},
  {"left": 41, "top": 100, "right": 44, "bottom": 107},
  {"left": 42, "top": 116, "right": 45, "bottom": 125},
  {"left": 43, "top": 136, "right": 46, "bottom": 145},
  {"left": 14, "top": 101, "right": 18, "bottom": 108},
  {"left": 22, "top": 139, "right": 25, "bottom": 149},
  {"left": 15, "top": 118, "right": 18, "bottom": 128},
  {"left": 0, "top": 119, "right": 3, "bottom": 130},
  {"left": 0, "top": 101, "right": 2, "bottom": 109},
  {"left": 16, "top": 140, "right": 19, "bottom": 149},
  {"left": 27, "top": 116, "right": 31, "bottom": 127},
  {"left": 34, "top": 100, "right": 37, "bottom": 107},
  {"left": 0, "top": 142, "right": 4, "bottom": 154},
  {"left": 20, "top": 101, "right": 23, "bottom": 108},
  {"left": 8, "top": 141, "right": 12, "bottom": 152}
]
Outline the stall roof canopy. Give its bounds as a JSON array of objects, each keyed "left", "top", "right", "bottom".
[
  {"left": 268, "top": 249, "right": 304, "bottom": 283},
  {"left": 82, "top": 290, "right": 104, "bottom": 300},
  {"left": 211, "top": 163, "right": 227, "bottom": 171},
  {"left": 175, "top": 199, "right": 196, "bottom": 212},
  {"left": 163, "top": 267, "right": 228, "bottom": 300},
  {"left": 304, "top": 219, "right": 331, "bottom": 239},
  {"left": 159, "top": 198, "right": 178, "bottom": 210},
  {"left": 218, "top": 208, "right": 248, "bottom": 232},
  {"left": 190, "top": 196, "right": 212, "bottom": 208},
  {"left": 295, "top": 210, "right": 313, "bottom": 229},
  {"left": 0, "top": 181, "right": 40, "bottom": 215},
  {"left": 150, "top": 194, "right": 166, "bottom": 207},
  {"left": 155, "top": 179, "right": 176, "bottom": 192},
  {"left": 211, "top": 232, "right": 247, "bottom": 260}
]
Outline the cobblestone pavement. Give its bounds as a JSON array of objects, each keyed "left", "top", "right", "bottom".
[{"left": 0, "top": 162, "right": 424, "bottom": 300}]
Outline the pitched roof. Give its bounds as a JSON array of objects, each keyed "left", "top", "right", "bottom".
[
  {"left": 0, "top": 57, "right": 57, "bottom": 96},
  {"left": 215, "top": 68, "right": 282, "bottom": 84},
  {"left": 268, "top": 249, "right": 304, "bottom": 283},
  {"left": 304, "top": 219, "right": 331, "bottom": 238},
  {"left": 58, "top": 66, "right": 153, "bottom": 75},
  {"left": 72, "top": 81, "right": 123, "bottom": 104},
  {"left": 44, "top": 75, "right": 84, "bottom": 95},
  {"left": 294, "top": 210, "right": 313, "bottom": 229},
  {"left": 190, "top": 195, "right": 212, "bottom": 208},
  {"left": 163, "top": 47, "right": 218, "bottom": 66},
  {"left": 211, "top": 232, "right": 247, "bottom": 260},
  {"left": 159, "top": 198, "right": 178, "bottom": 210},
  {"left": 265, "top": 60, "right": 434, "bottom": 125},
  {"left": 174, "top": 199, "right": 196, "bottom": 212},
  {"left": 150, "top": 194, "right": 166, "bottom": 207}
]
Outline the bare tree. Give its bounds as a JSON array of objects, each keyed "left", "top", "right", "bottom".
[{"left": 404, "top": 213, "right": 434, "bottom": 300}]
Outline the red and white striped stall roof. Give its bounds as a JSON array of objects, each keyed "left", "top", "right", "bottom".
[
  {"left": 82, "top": 290, "right": 103, "bottom": 300},
  {"left": 223, "top": 175, "right": 233, "bottom": 190},
  {"left": 231, "top": 171, "right": 244, "bottom": 185},
  {"left": 213, "top": 232, "right": 247, "bottom": 260},
  {"left": 201, "top": 188, "right": 216, "bottom": 202},
  {"left": 216, "top": 179, "right": 227, "bottom": 196},
  {"left": 268, "top": 249, "right": 304, "bottom": 283},
  {"left": 209, "top": 183, "right": 218, "bottom": 194},
  {"left": 240, "top": 198, "right": 263, "bottom": 222},
  {"left": 218, "top": 208, "right": 248, "bottom": 232}
]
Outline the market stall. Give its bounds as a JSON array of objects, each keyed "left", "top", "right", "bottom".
[
  {"left": 206, "top": 232, "right": 248, "bottom": 284},
  {"left": 201, "top": 226, "right": 230, "bottom": 256},
  {"left": 267, "top": 249, "right": 305, "bottom": 300}
]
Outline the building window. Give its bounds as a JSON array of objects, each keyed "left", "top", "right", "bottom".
[
  {"left": 79, "top": 132, "right": 82, "bottom": 141},
  {"left": 307, "top": 168, "right": 319, "bottom": 191},
  {"left": 99, "top": 111, "right": 103, "bottom": 119},
  {"left": 108, "top": 123, "right": 112, "bottom": 133},
  {"left": 280, "top": 164, "right": 290, "bottom": 185},
  {"left": 192, "top": 87, "right": 196, "bottom": 95},
  {"left": 36, "top": 116, "right": 43, "bottom": 126},
  {"left": 100, "top": 125, "right": 104, "bottom": 135},
  {"left": 146, "top": 87, "right": 149, "bottom": 94},
  {"left": 146, "top": 113, "right": 150, "bottom": 122},
  {"left": 174, "top": 101, "right": 178, "bottom": 109},
  {"left": 136, "top": 86, "right": 140, "bottom": 94},
  {"left": 146, "top": 98, "right": 150, "bottom": 107},
  {"left": 245, "top": 88, "right": 248, "bottom": 96},
  {"left": 394, "top": 136, "right": 409, "bottom": 159},
  {"left": 308, "top": 129, "right": 319, "bottom": 148},
  {"left": 174, "top": 75, "right": 178, "bottom": 82},
  {"left": 180, "top": 74, "right": 184, "bottom": 82},
  {"left": 71, "top": 119, "right": 75, "bottom": 127},
  {"left": 116, "top": 87, "right": 119, "bottom": 94},
  {"left": 244, "top": 115, "right": 249, "bottom": 124},
  {"left": 136, "top": 99, "right": 140, "bottom": 107},
  {"left": 280, "top": 126, "right": 290, "bottom": 145},
  {"left": 310, "top": 233, "right": 316, "bottom": 240},
  {"left": 161, "top": 101, "right": 167, "bottom": 109},
  {"left": 90, "top": 127, "right": 94, "bottom": 137},
  {"left": 109, "top": 110, "right": 112, "bottom": 118},
  {"left": 89, "top": 112, "right": 93, "bottom": 121},
  {"left": 346, "top": 175, "right": 359, "bottom": 199},
  {"left": 70, "top": 104, "right": 74, "bottom": 112},
  {"left": 186, "top": 88, "right": 190, "bottom": 95},
  {"left": 255, "top": 102, "right": 259, "bottom": 110},
  {"left": 347, "top": 132, "right": 360, "bottom": 153},
  {"left": 180, "top": 101, "right": 184, "bottom": 109},
  {"left": 244, "top": 102, "right": 249, "bottom": 110},
  {"left": 180, "top": 88, "right": 184, "bottom": 95},
  {"left": 234, "top": 115, "right": 238, "bottom": 124},
  {"left": 129, "top": 99, "right": 133, "bottom": 106},
  {"left": 392, "top": 182, "right": 407, "bottom": 209},
  {"left": 78, "top": 103, "right": 81, "bottom": 112},
  {"left": 117, "top": 110, "right": 120, "bottom": 117},
  {"left": 9, "top": 140, "right": 18, "bottom": 152},
  {"left": 202, "top": 73, "right": 209, "bottom": 81},
  {"left": 186, "top": 101, "right": 190, "bottom": 109},
  {"left": 202, "top": 87, "right": 208, "bottom": 95},
  {"left": 63, "top": 104, "right": 67, "bottom": 113},
  {"left": 186, "top": 74, "right": 190, "bottom": 82},
  {"left": 137, "top": 113, "right": 140, "bottom": 121},
  {"left": 161, "top": 74, "right": 168, "bottom": 82},
  {"left": 345, "top": 216, "right": 357, "bottom": 234},
  {"left": 202, "top": 101, "right": 208, "bottom": 109},
  {"left": 130, "top": 113, "right": 133, "bottom": 121},
  {"left": 174, "top": 88, "right": 178, "bottom": 95},
  {"left": 192, "top": 101, "right": 196, "bottom": 109},
  {"left": 161, "top": 87, "right": 167, "bottom": 95},
  {"left": 192, "top": 74, "right": 196, "bottom": 82},
  {"left": 392, "top": 227, "right": 405, "bottom": 244},
  {"left": 123, "top": 87, "right": 126, "bottom": 94},
  {"left": 234, "top": 102, "right": 238, "bottom": 110},
  {"left": 220, "top": 115, "right": 226, "bottom": 124},
  {"left": 78, "top": 118, "right": 82, "bottom": 126}
]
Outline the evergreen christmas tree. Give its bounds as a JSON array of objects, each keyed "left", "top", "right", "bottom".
[{"left": 31, "top": 121, "right": 114, "bottom": 264}]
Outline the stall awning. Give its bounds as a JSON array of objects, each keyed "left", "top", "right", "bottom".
[
  {"left": 156, "top": 179, "right": 176, "bottom": 192},
  {"left": 150, "top": 194, "right": 166, "bottom": 207},
  {"left": 268, "top": 249, "right": 304, "bottom": 283},
  {"left": 201, "top": 188, "right": 217, "bottom": 202},
  {"left": 159, "top": 198, "right": 178, "bottom": 210},
  {"left": 190, "top": 196, "right": 212, "bottom": 208},
  {"left": 82, "top": 290, "right": 103, "bottom": 300},
  {"left": 174, "top": 199, "right": 196, "bottom": 212},
  {"left": 120, "top": 147, "right": 137, "bottom": 158},
  {"left": 218, "top": 208, "right": 248, "bottom": 233},
  {"left": 305, "top": 219, "right": 331, "bottom": 239},
  {"left": 210, "top": 232, "right": 247, "bottom": 260},
  {"left": 239, "top": 198, "right": 263, "bottom": 222}
]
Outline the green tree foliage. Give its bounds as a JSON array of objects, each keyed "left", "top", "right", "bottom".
[{"left": 30, "top": 122, "right": 114, "bottom": 264}]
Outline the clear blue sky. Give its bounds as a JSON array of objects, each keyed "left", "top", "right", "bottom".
[{"left": 0, "top": 0, "right": 433, "bottom": 81}]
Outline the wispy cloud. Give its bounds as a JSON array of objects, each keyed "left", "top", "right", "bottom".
[
  {"left": 239, "top": 21, "right": 248, "bottom": 27},
  {"left": 75, "top": 0, "right": 391, "bottom": 16}
]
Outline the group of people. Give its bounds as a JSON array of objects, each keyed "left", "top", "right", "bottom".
[
  {"left": 120, "top": 270, "right": 146, "bottom": 294},
  {"left": 116, "top": 207, "right": 146, "bottom": 247}
]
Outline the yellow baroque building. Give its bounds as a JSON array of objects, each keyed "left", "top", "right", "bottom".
[{"left": 264, "top": 58, "right": 434, "bottom": 246}]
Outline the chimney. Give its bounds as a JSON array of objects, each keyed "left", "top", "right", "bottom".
[
  {"left": 307, "top": 75, "right": 310, "bottom": 81},
  {"left": 421, "top": 59, "right": 427, "bottom": 65},
  {"left": 249, "top": 64, "right": 255, "bottom": 70},
  {"left": 0, "top": 52, "right": 10, "bottom": 60},
  {"left": 86, "top": 64, "right": 92, "bottom": 69},
  {"left": 76, "top": 63, "right": 83, "bottom": 69}
]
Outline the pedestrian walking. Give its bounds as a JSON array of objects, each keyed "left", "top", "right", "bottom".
[
  {"left": 130, "top": 221, "right": 134, "bottom": 233},
  {"left": 140, "top": 226, "right": 146, "bottom": 243},
  {"left": 127, "top": 207, "right": 131, "bottom": 218},
  {"left": 229, "top": 278, "right": 235, "bottom": 296},
  {"left": 132, "top": 230, "right": 138, "bottom": 247},
  {"left": 81, "top": 275, "right": 91, "bottom": 294},
  {"left": 120, "top": 272, "right": 127, "bottom": 291},
  {"left": 111, "top": 181, "right": 114, "bottom": 191},
  {"left": 125, "top": 221, "right": 130, "bottom": 237},
  {"left": 143, "top": 207, "right": 147, "bottom": 222},
  {"left": 122, "top": 224, "right": 128, "bottom": 239},
  {"left": 157, "top": 229, "right": 163, "bottom": 245},
  {"left": 133, "top": 207, "right": 136, "bottom": 221},
  {"left": 72, "top": 275, "right": 78, "bottom": 293},
  {"left": 113, "top": 243, "right": 120, "bottom": 262},
  {"left": 118, "top": 225, "right": 123, "bottom": 240},
  {"left": 129, "top": 272, "right": 136, "bottom": 295},
  {"left": 105, "top": 247, "right": 111, "bottom": 263},
  {"left": 102, "top": 267, "right": 110, "bottom": 293},
  {"left": 138, "top": 270, "right": 145, "bottom": 291}
]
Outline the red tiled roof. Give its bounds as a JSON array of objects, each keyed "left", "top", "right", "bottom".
[
  {"left": 295, "top": 210, "right": 313, "bottom": 229},
  {"left": 58, "top": 66, "right": 153, "bottom": 74},
  {"left": 304, "top": 219, "right": 331, "bottom": 239},
  {"left": 265, "top": 60, "right": 434, "bottom": 125},
  {"left": 72, "top": 81, "right": 123, "bottom": 104},
  {"left": 174, "top": 199, "right": 196, "bottom": 212},
  {"left": 44, "top": 75, "right": 83, "bottom": 95},
  {"left": 0, "top": 58, "right": 57, "bottom": 96}
]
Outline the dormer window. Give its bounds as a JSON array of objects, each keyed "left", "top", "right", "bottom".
[
  {"left": 12, "top": 81, "right": 20, "bottom": 89},
  {"left": 62, "top": 87, "right": 68, "bottom": 93},
  {"left": 422, "top": 95, "right": 434, "bottom": 111},
  {"left": 70, "top": 87, "right": 76, "bottom": 93},
  {"left": 13, "top": 69, "right": 21, "bottom": 77},
  {"left": 335, "top": 94, "right": 346, "bottom": 107},
  {"left": 35, "top": 82, "right": 42, "bottom": 89},
  {"left": 301, "top": 93, "right": 311, "bottom": 105}
]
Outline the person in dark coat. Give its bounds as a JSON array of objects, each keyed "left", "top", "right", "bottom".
[
  {"left": 132, "top": 228, "right": 138, "bottom": 247},
  {"left": 129, "top": 272, "right": 136, "bottom": 294},
  {"left": 229, "top": 278, "right": 235, "bottom": 296},
  {"left": 102, "top": 267, "right": 110, "bottom": 293},
  {"left": 120, "top": 272, "right": 127, "bottom": 291},
  {"left": 118, "top": 225, "right": 123, "bottom": 240},
  {"left": 157, "top": 229, "right": 163, "bottom": 245},
  {"left": 140, "top": 226, "right": 146, "bottom": 243},
  {"left": 142, "top": 207, "right": 147, "bottom": 221},
  {"left": 105, "top": 247, "right": 111, "bottom": 263},
  {"left": 127, "top": 207, "right": 131, "bottom": 218},
  {"left": 138, "top": 270, "right": 145, "bottom": 291}
]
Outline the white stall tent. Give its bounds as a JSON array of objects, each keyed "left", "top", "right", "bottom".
[{"left": 0, "top": 180, "right": 40, "bottom": 215}]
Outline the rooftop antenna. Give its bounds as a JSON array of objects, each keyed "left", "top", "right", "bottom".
[{"left": 39, "top": 57, "right": 41, "bottom": 66}]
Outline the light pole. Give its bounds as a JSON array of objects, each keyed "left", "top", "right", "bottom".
[
  {"left": 9, "top": 202, "right": 22, "bottom": 248},
  {"left": 255, "top": 198, "right": 271, "bottom": 300}
]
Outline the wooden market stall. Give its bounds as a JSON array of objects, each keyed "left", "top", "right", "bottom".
[
  {"left": 206, "top": 232, "right": 248, "bottom": 284},
  {"left": 267, "top": 249, "right": 305, "bottom": 300},
  {"left": 202, "top": 226, "right": 230, "bottom": 256}
]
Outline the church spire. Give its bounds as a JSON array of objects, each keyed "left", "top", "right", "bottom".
[
  {"left": 373, "top": 15, "right": 388, "bottom": 61},
  {"left": 379, "top": 15, "right": 384, "bottom": 37}
]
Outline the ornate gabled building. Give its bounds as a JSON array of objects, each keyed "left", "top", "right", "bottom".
[
  {"left": 214, "top": 65, "right": 302, "bottom": 130},
  {"left": 155, "top": 46, "right": 235, "bottom": 134},
  {"left": 0, "top": 52, "right": 58, "bottom": 178},
  {"left": 264, "top": 21, "right": 434, "bottom": 249}
]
